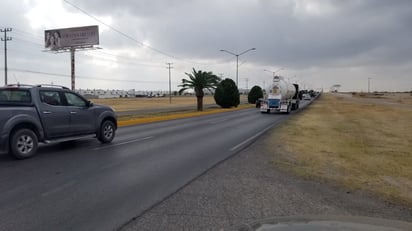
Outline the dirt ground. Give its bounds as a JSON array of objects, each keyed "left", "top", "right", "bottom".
[{"left": 339, "top": 92, "right": 412, "bottom": 110}]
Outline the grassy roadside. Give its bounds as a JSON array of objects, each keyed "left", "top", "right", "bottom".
[
  {"left": 92, "top": 95, "right": 253, "bottom": 126},
  {"left": 267, "top": 93, "right": 412, "bottom": 206},
  {"left": 93, "top": 95, "right": 246, "bottom": 112},
  {"left": 117, "top": 104, "right": 253, "bottom": 126},
  {"left": 92, "top": 95, "right": 255, "bottom": 126}
]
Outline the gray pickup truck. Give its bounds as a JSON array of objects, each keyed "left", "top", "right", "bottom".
[{"left": 0, "top": 84, "right": 117, "bottom": 159}]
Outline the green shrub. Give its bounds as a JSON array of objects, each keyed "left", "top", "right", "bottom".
[
  {"left": 248, "top": 85, "right": 263, "bottom": 104},
  {"left": 214, "top": 78, "right": 240, "bottom": 108}
]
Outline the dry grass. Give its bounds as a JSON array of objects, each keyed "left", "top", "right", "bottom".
[
  {"left": 92, "top": 95, "right": 245, "bottom": 112},
  {"left": 268, "top": 93, "right": 412, "bottom": 205},
  {"left": 92, "top": 95, "right": 253, "bottom": 125},
  {"left": 352, "top": 92, "right": 412, "bottom": 106},
  {"left": 385, "top": 93, "right": 412, "bottom": 105},
  {"left": 117, "top": 104, "right": 253, "bottom": 126}
]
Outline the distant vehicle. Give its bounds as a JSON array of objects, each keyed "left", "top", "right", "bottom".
[
  {"left": 303, "top": 94, "right": 311, "bottom": 100},
  {"left": 260, "top": 76, "right": 299, "bottom": 113},
  {"left": 0, "top": 84, "right": 117, "bottom": 159},
  {"left": 255, "top": 98, "right": 264, "bottom": 108}
]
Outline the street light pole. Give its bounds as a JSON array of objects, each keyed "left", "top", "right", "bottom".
[
  {"left": 166, "top": 62, "right": 173, "bottom": 104},
  {"left": 220, "top": 48, "right": 256, "bottom": 87},
  {"left": 264, "top": 67, "right": 284, "bottom": 78},
  {"left": 236, "top": 55, "right": 239, "bottom": 86}
]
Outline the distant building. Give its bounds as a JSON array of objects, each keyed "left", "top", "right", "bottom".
[{"left": 76, "top": 89, "right": 169, "bottom": 99}]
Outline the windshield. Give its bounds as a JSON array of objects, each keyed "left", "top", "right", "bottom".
[{"left": 268, "top": 98, "right": 280, "bottom": 107}]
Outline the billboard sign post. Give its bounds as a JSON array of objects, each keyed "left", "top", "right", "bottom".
[
  {"left": 45, "top": 25, "right": 99, "bottom": 51},
  {"left": 44, "top": 26, "right": 99, "bottom": 90}
]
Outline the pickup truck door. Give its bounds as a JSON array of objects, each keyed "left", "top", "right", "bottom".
[
  {"left": 63, "top": 92, "right": 95, "bottom": 135},
  {"left": 38, "top": 91, "right": 71, "bottom": 138}
]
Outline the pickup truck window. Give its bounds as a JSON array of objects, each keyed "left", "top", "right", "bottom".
[
  {"left": 40, "top": 91, "right": 63, "bottom": 106},
  {"left": 64, "top": 92, "right": 87, "bottom": 107},
  {"left": 0, "top": 89, "right": 31, "bottom": 103}
]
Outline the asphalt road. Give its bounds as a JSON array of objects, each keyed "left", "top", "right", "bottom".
[
  {"left": 0, "top": 102, "right": 310, "bottom": 231},
  {"left": 120, "top": 97, "right": 412, "bottom": 230}
]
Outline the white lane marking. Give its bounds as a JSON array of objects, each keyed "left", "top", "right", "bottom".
[
  {"left": 93, "top": 136, "right": 154, "bottom": 151},
  {"left": 230, "top": 126, "right": 274, "bottom": 152},
  {"left": 41, "top": 181, "right": 76, "bottom": 197}
]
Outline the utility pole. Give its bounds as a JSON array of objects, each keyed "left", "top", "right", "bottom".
[
  {"left": 368, "top": 77, "right": 371, "bottom": 94},
  {"left": 70, "top": 48, "right": 75, "bottom": 90},
  {"left": 1, "top": 28, "right": 12, "bottom": 86},
  {"left": 245, "top": 78, "right": 249, "bottom": 94},
  {"left": 166, "top": 62, "right": 173, "bottom": 104}
]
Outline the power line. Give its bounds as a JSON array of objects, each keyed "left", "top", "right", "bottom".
[
  {"left": 5, "top": 67, "right": 180, "bottom": 85},
  {"left": 9, "top": 28, "right": 168, "bottom": 69},
  {"left": 12, "top": 36, "right": 43, "bottom": 47},
  {"left": 62, "top": 0, "right": 224, "bottom": 67},
  {"left": 63, "top": 0, "right": 179, "bottom": 60},
  {"left": 6, "top": 38, "right": 166, "bottom": 69},
  {"left": 89, "top": 50, "right": 165, "bottom": 68},
  {"left": 13, "top": 28, "right": 43, "bottom": 41},
  {"left": 8, "top": 23, "right": 242, "bottom": 86}
]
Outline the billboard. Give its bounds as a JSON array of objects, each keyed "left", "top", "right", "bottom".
[{"left": 45, "top": 25, "right": 99, "bottom": 50}]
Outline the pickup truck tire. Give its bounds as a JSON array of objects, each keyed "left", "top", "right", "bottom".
[
  {"left": 10, "top": 128, "right": 38, "bottom": 159},
  {"left": 98, "top": 120, "right": 115, "bottom": 143}
]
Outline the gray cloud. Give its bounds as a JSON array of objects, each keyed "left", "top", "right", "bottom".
[
  {"left": 1, "top": 0, "right": 412, "bottom": 91},
  {"left": 68, "top": 0, "right": 412, "bottom": 67}
]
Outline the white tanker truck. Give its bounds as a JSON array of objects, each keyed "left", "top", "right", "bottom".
[{"left": 260, "top": 76, "right": 300, "bottom": 113}]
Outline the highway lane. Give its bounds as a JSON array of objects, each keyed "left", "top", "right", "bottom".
[{"left": 0, "top": 102, "right": 309, "bottom": 231}]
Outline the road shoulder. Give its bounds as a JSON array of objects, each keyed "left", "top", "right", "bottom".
[{"left": 121, "top": 128, "right": 412, "bottom": 230}]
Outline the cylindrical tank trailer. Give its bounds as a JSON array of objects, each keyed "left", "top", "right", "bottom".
[
  {"left": 261, "top": 76, "right": 300, "bottom": 113},
  {"left": 269, "top": 76, "right": 296, "bottom": 99}
]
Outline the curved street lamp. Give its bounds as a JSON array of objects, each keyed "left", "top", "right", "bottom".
[
  {"left": 263, "top": 67, "right": 284, "bottom": 78},
  {"left": 220, "top": 48, "right": 256, "bottom": 87}
]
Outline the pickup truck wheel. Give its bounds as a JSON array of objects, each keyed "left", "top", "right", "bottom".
[
  {"left": 98, "top": 120, "right": 115, "bottom": 143},
  {"left": 10, "top": 129, "right": 38, "bottom": 159}
]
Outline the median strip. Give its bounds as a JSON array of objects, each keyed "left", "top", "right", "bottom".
[{"left": 117, "top": 104, "right": 253, "bottom": 127}]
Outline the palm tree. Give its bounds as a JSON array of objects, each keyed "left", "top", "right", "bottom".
[{"left": 179, "top": 68, "right": 221, "bottom": 111}]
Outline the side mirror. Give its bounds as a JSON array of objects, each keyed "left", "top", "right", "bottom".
[{"left": 87, "top": 101, "right": 94, "bottom": 107}]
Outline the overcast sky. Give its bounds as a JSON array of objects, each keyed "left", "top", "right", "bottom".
[{"left": 1, "top": 0, "right": 412, "bottom": 92}]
